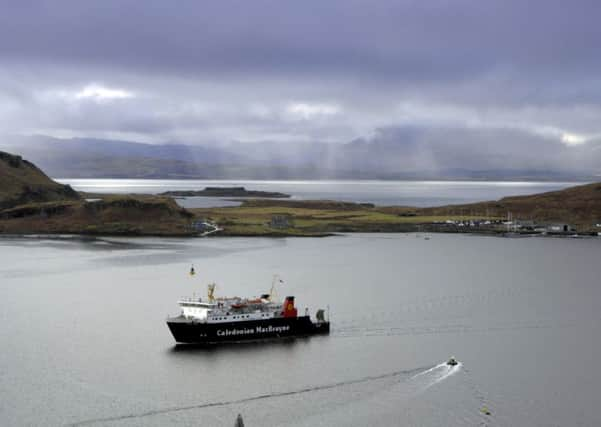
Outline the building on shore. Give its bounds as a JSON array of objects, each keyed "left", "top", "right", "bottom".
[
  {"left": 270, "top": 214, "right": 294, "bottom": 229},
  {"left": 546, "top": 223, "right": 575, "bottom": 233}
]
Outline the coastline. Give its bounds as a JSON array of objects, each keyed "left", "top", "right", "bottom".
[
  {"left": 2, "top": 189, "right": 600, "bottom": 238},
  {"left": 1, "top": 153, "right": 600, "bottom": 239}
]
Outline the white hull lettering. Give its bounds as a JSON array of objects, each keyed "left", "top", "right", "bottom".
[{"left": 216, "top": 325, "right": 291, "bottom": 337}]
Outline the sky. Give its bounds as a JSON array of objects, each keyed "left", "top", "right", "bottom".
[{"left": 1, "top": 0, "right": 601, "bottom": 174}]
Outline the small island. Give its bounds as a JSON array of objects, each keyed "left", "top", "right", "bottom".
[{"left": 160, "top": 187, "right": 290, "bottom": 198}]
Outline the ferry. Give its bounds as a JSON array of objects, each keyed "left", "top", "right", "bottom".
[{"left": 166, "top": 278, "right": 330, "bottom": 344}]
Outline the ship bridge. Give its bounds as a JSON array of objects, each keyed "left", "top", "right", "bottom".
[{"left": 178, "top": 298, "right": 216, "bottom": 321}]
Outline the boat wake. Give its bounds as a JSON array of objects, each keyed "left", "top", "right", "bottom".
[
  {"left": 410, "top": 361, "right": 462, "bottom": 393},
  {"left": 68, "top": 362, "right": 457, "bottom": 426}
]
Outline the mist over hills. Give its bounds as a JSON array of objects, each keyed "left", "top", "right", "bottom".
[
  {"left": 2, "top": 1, "right": 601, "bottom": 183},
  {"left": 2, "top": 132, "right": 599, "bottom": 181}
]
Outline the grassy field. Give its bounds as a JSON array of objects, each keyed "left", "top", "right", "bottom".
[{"left": 191, "top": 202, "right": 497, "bottom": 236}]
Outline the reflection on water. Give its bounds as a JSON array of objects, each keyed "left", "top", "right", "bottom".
[
  {"left": 1, "top": 234, "right": 600, "bottom": 426},
  {"left": 168, "top": 337, "right": 304, "bottom": 355}
]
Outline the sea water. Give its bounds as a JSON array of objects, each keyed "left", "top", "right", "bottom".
[
  {"left": 58, "top": 179, "right": 582, "bottom": 207},
  {"left": 0, "top": 233, "right": 599, "bottom": 426}
]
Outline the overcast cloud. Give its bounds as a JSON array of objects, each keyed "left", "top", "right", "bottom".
[{"left": 1, "top": 0, "right": 600, "bottom": 175}]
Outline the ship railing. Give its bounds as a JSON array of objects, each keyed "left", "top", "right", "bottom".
[{"left": 178, "top": 297, "right": 219, "bottom": 305}]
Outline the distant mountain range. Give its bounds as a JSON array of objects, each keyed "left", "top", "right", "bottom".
[{"left": 1, "top": 133, "right": 599, "bottom": 180}]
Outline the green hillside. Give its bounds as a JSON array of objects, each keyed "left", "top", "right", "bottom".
[
  {"left": 0, "top": 151, "right": 80, "bottom": 209},
  {"left": 402, "top": 182, "right": 601, "bottom": 230},
  {"left": 0, "top": 196, "right": 195, "bottom": 236}
]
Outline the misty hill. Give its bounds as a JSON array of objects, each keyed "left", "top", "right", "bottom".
[
  {"left": 2, "top": 133, "right": 600, "bottom": 180},
  {"left": 1, "top": 135, "right": 247, "bottom": 179},
  {"left": 0, "top": 151, "right": 80, "bottom": 209}
]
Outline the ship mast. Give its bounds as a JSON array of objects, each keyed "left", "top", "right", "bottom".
[
  {"left": 207, "top": 283, "right": 216, "bottom": 303},
  {"left": 269, "top": 274, "right": 281, "bottom": 301}
]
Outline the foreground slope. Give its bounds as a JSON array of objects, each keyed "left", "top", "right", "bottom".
[
  {"left": 0, "top": 151, "right": 195, "bottom": 236},
  {"left": 0, "top": 151, "right": 79, "bottom": 209},
  {"left": 0, "top": 196, "right": 195, "bottom": 236}
]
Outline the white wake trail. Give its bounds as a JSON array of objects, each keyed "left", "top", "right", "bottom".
[
  {"left": 410, "top": 362, "right": 448, "bottom": 379},
  {"left": 420, "top": 362, "right": 462, "bottom": 391},
  {"left": 395, "top": 361, "right": 462, "bottom": 398}
]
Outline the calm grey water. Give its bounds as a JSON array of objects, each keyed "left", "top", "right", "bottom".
[
  {"left": 1, "top": 234, "right": 600, "bottom": 426},
  {"left": 58, "top": 179, "right": 583, "bottom": 207}
]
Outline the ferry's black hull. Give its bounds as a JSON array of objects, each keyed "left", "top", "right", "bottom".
[{"left": 167, "top": 315, "right": 330, "bottom": 344}]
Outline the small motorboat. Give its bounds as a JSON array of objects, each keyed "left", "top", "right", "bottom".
[{"left": 447, "top": 357, "right": 458, "bottom": 366}]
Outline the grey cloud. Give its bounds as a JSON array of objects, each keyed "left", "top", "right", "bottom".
[
  {"left": 0, "top": 0, "right": 600, "bottom": 177},
  {"left": 1, "top": 1, "right": 599, "bottom": 82}
]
